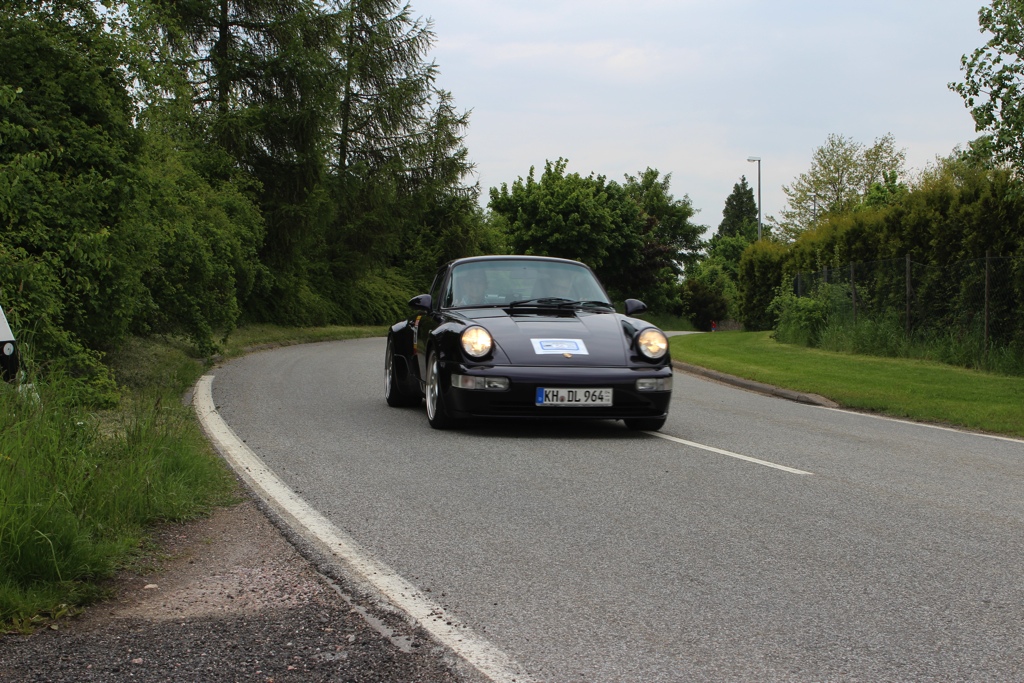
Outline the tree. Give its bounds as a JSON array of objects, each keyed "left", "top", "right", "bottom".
[
  {"left": 773, "top": 133, "right": 906, "bottom": 241},
  {"left": 490, "top": 159, "right": 629, "bottom": 273},
  {"left": 951, "top": 0, "right": 1024, "bottom": 169},
  {"left": 136, "top": 0, "right": 482, "bottom": 323},
  {"left": 324, "top": 0, "right": 479, "bottom": 302},
  {"left": 716, "top": 175, "right": 758, "bottom": 242},
  {"left": 736, "top": 240, "right": 789, "bottom": 331},
  {"left": 489, "top": 159, "right": 703, "bottom": 310},
  {"left": 0, "top": 1, "right": 143, "bottom": 395},
  {"left": 618, "top": 167, "right": 703, "bottom": 306},
  {"left": 136, "top": 0, "right": 341, "bottom": 321},
  {"left": 683, "top": 175, "right": 761, "bottom": 324}
]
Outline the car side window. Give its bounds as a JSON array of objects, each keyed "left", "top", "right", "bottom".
[
  {"left": 428, "top": 267, "right": 446, "bottom": 311},
  {"left": 440, "top": 273, "right": 455, "bottom": 308}
]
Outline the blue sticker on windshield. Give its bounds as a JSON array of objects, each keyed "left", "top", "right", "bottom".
[{"left": 531, "top": 339, "right": 589, "bottom": 355}]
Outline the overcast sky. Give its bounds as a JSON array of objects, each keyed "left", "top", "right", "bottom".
[{"left": 416, "top": 0, "right": 987, "bottom": 234}]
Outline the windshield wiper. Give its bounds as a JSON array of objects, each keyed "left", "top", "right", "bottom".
[
  {"left": 565, "top": 300, "right": 615, "bottom": 310},
  {"left": 507, "top": 298, "right": 614, "bottom": 312},
  {"left": 508, "top": 297, "right": 574, "bottom": 308}
]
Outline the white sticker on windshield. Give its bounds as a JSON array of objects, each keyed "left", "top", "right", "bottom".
[{"left": 531, "top": 338, "right": 589, "bottom": 355}]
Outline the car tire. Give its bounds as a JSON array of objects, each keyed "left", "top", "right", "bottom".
[
  {"left": 425, "top": 349, "right": 457, "bottom": 429},
  {"left": 624, "top": 416, "right": 667, "bottom": 431},
  {"left": 385, "top": 336, "right": 421, "bottom": 407}
]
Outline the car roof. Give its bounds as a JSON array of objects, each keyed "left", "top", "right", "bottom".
[{"left": 448, "top": 255, "right": 590, "bottom": 269}]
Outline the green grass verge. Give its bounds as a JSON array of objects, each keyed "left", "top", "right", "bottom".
[
  {"left": 218, "top": 324, "right": 390, "bottom": 359},
  {"left": 671, "top": 331, "right": 1024, "bottom": 438},
  {"left": 1, "top": 324, "right": 386, "bottom": 630}
]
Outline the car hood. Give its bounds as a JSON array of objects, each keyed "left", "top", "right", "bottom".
[{"left": 458, "top": 309, "right": 642, "bottom": 366}]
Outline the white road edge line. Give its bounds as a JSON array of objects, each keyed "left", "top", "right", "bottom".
[
  {"left": 646, "top": 431, "right": 814, "bottom": 475},
  {"left": 193, "top": 374, "right": 537, "bottom": 683}
]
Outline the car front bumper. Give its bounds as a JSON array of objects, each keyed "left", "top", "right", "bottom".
[{"left": 439, "top": 362, "right": 673, "bottom": 420}]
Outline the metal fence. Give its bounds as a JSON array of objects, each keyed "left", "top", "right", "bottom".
[{"left": 793, "top": 253, "right": 1024, "bottom": 349}]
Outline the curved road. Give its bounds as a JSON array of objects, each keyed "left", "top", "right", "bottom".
[{"left": 208, "top": 337, "right": 1024, "bottom": 682}]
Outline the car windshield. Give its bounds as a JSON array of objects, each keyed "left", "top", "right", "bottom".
[{"left": 444, "top": 260, "right": 611, "bottom": 309}]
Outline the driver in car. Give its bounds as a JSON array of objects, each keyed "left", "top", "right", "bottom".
[
  {"left": 540, "top": 268, "right": 576, "bottom": 299},
  {"left": 453, "top": 268, "right": 488, "bottom": 306}
]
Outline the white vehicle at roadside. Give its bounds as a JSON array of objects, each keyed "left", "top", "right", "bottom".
[{"left": 1, "top": 303, "right": 19, "bottom": 383}]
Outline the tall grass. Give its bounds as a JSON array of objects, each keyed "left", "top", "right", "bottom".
[
  {"left": 0, "top": 324, "right": 386, "bottom": 630},
  {"left": 0, "top": 375, "right": 236, "bottom": 626},
  {"left": 772, "top": 282, "right": 1024, "bottom": 377},
  {"left": 817, "top": 315, "right": 1024, "bottom": 376}
]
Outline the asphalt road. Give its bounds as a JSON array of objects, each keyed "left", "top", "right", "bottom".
[{"left": 210, "top": 337, "right": 1024, "bottom": 683}]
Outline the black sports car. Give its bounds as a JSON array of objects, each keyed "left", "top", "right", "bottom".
[{"left": 385, "top": 255, "right": 673, "bottom": 430}]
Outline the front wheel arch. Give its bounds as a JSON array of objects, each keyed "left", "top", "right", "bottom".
[{"left": 385, "top": 334, "right": 421, "bottom": 407}]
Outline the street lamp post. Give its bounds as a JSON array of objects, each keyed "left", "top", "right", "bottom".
[{"left": 747, "top": 156, "right": 762, "bottom": 240}]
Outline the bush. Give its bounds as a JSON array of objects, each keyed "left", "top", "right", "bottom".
[
  {"left": 681, "top": 278, "right": 728, "bottom": 331},
  {"left": 770, "top": 289, "right": 827, "bottom": 346},
  {"left": 737, "top": 240, "right": 788, "bottom": 330}
]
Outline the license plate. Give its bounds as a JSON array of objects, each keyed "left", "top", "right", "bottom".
[{"left": 535, "top": 387, "right": 613, "bottom": 406}]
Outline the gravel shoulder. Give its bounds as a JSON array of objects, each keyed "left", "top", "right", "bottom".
[{"left": 0, "top": 495, "right": 466, "bottom": 683}]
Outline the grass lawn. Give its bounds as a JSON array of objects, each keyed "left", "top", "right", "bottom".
[{"left": 670, "top": 331, "right": 1024, "bottom": 439}]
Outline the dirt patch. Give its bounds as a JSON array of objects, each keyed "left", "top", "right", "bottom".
[{"left": 0, "top": 499, "right": 465, "bottom": 682}]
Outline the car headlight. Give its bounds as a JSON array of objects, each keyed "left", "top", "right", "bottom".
[
  {"left": 636, "top": 328, "right": 668, "bottom": 360},
  {"left": 461, "top": 326, "right": 493, "bottom": 358}
]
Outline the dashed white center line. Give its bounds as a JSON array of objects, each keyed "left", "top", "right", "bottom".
[{"left": 646, "top": 431, "right": 814, "bottom": 475}]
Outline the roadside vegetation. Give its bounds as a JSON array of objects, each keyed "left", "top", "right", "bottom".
[
  {"left": 633, "top": 312, "right": 694, "bottom": 333},
  {"left": 671, "top": 331, "right": 1024, "bottom": 438},
  {"left": 0, "top": 326, "right": 384, "bottom": 632}
]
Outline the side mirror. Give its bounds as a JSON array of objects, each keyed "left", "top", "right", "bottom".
[
  {"left": 624, "top": 299, "right": 647, "bottom": 316},
  {"left": 408, "top": 294, "right": 432, "bottom": 312}
]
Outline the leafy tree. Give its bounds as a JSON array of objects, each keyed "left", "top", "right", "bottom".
[
  {"left": 951, "top": 0, "right": 1024, "bottom": 169},
  {"left": 618, "top": 167, "right": 703, "bottom": 307},
  {"left": 0, "top": 2, "right": 142, "bottom": 395},
  {"left": 683, "top": 177, "right": 760, "bottom": 324},
  {"left": 138, "top": 0, "right": 482, "bottom": 323},
  {"left": 124, "top": 118, "right": 266, "bottom": 351},
  {"left": 1, "top": 0, "right": 272, "bottom": 384},
  {"left": 491, "top": 159, "right": 630, "bottom": 270},
  {"left": 685, "top": 234, "right": 751, "bottom": 323},
  {"left": 490, "top": 159, "right": 702, "bottom": 310},
  {"left": 773, "top": 133, "right": 906, "bottom": 241},
  {"left": 861, "top": 170, "right": 908, "bottom": 210}
]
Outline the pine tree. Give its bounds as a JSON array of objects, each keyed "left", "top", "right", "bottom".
[
  {"left": 136, "top": 0, "right": 481, "bottom": 323},
  {"left": 716, "top": 175, "right": 758, "bottom": 242},
  {"left": 137, "top": 0, "right": 341, "bottom": 321},
  {"left": 324, "top": 0, "right": 478, "bottom": 303}
]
